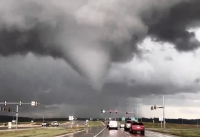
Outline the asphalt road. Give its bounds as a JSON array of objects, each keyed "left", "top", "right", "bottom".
[
  {"left": 60, "top": 121, "right": 86, "bottom": 128},
  {"left": 63, "top": 127, "right": 179, "bottom": 137},
  {"left": 63, "top": 127, "right": 106, "bottom": 137}
]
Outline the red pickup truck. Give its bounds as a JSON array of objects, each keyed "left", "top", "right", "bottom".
[{"left": 129, "top": 122, "right": 145, "bottom": 135}]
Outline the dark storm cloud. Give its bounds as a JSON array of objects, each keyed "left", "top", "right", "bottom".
[
  {"left": 0, "top": 1, "right": 63, "bottom": 57},
  {"left": 1, "top": 0, "right": 200, "bottom": 118},
  {"left": 0, "top": 55, "right": 128, "bottom": 117},
  {"left": 0, "top": 0, "right": 200, "bottom": 90},
  {"left": 102, "top": 81, "right": 199, "bottom": 98},
  {"left": 145, "top": 0, "right": 200, "bottom": 51}
]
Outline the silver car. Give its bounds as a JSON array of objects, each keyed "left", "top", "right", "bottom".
[
  {"left": 124, "top": 120, "right": 132, "bottom": 131},
  {"left": 51, "top": 121, "right": 59, "bottom": 127},
  {"left": 41, "top": 121, "right": 50, "bottom": 127},
  {"left": 120, "top": 123, "right": 125, "bottom": 128}
]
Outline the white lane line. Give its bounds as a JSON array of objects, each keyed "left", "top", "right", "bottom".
[
  {"left": 93, "top": 127, "right": 106, "bottom": 137},
  {"left": 146, "top": 130, "right": 179, "bottom": 137},
  {"left": 55, "top": 130, "right": 85, "bottom": 137},
  {"left": 120, "top": 129, "right": 132, "bottom": 137}
]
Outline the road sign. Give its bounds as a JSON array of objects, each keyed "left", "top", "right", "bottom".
[
  {"left": 69, "top": 116, "right": 74, "bottom": 121},
  {"left": 131, "top": 117, "right": 138, "bottom": 122},
  {"left": 8, "top": 122, "right": 12, "bottom": 129},
  {"left": 159, "top": 117, "right": 163, "bottom": 121}
]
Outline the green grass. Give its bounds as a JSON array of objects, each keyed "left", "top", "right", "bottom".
[
  {"left": 0, "top": 127, "right": 85, "bottom": 137},
  {"left": 88, "top": 121, "right": 103, "bottom": 127},
  {"left": 0, "top": 121, "right": 103, "bottom": 137},
  {"left": 149, "top": 129, "right": 200, "bottom": 137},
  {"left": 143, "top": 122, "right": 199, "bottom": 129},
  {"left": 143, "top": 122, "right": 200, "bottom": 137}
]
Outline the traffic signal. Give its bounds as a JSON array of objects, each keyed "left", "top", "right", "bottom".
[
  {"left": 8, "top": 108, "right": 11, "bottom": 112},
  {"left": 0, "top": 107, "right": 3, "bottom": 111},
  {"left": 109, "top": 110, "right": 111, "bottom": 113},
  {"left": 101, "top": 110, "right": 105, "bottom": 113},
  {"left": 35, "top": 101, "right": 38, "bottom": 107},
  {"left": 31, "top": 101, "right": 39, "bottom": 107},
  {"left": 151, "top": 106, "right": 153, "bottom": 110},
  {"left": 154, "top": 105, "right": 156, "bottom": 110},
  {"left": 19, "top": 101, "right": 22, "bottom": 106},
  {"left": 115, "top": 110, "right": 118, "bottom": 114},
  {"left": 126, "top": 111, "right": 128, "bottom": 114},
  {"left": 4, "top": 101, "right": 7, "bottom": 106}
]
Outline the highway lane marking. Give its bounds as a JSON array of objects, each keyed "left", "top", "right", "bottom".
[
  {"left": 146, "top": 130, "right": 179, "bottom": 137},
  {"left": 120, "top": 129, "right": 180, "bottom": 137},
  {"left": 93, "top": 127, "right": 106, "bottom": 137},
  {"left": 120, "top": 129, "right": 132, "bottom": 137},
  {"left": 55, "top": 130, "right": 85, "bottom": 137}
]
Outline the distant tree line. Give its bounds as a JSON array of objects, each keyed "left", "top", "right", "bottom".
[{"left": 0, "top": 115, "right": 199, "bottom": 125}]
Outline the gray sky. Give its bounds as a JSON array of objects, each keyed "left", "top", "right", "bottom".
[{"left": 1, "top": 0, "right": 200, "bottom": 119}]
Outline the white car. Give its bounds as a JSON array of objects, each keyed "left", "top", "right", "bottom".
[
  {"left": 108, "top": 120, "right": 118, "bottom": 130},
  {"left": 41, "top": 122, "right": 50, "bottom": 127},
  {"left": 51, "top": 121, "right": 59, "bottom": 127},
  {"left": 124, "top": 120, "right": 132, "bottom": 131},
  {"left": 120, "top": 124, "right": 125, "bottom": 128}
]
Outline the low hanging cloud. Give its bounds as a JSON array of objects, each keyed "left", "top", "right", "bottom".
[{"left": 0, "top": 0, "right": 200, "bottom": 90}]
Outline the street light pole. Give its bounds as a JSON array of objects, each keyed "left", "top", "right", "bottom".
[
  {"left": 151, "top": 94, "right": 165, "bottom": 131},
  {"left": 163, "top": 95, "right": 165, "bottom": 131},
  {"left": 137, "top": 106, "right": 139, "bottom": 121},
  {"left": 16, "top": 105, "right": 18, "bottom": 129}
]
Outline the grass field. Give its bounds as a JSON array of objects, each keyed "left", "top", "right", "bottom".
[
  {"left": 150, "top": 128, "right": 200, "bottom": 137},
  {"left": 88, "top": 121, "right": 102, "bottom": 127},
  {"left": 144, "top": 122, "right": 200, "bottom": 137},
  {"left": 0, "top": 128, "right": 85, "bottom": 137},
  {"left": 0, "top": 121, "right": 103, "bottom": 137},
  {"left": 144, "top": 122, "right": 199, "bottom": 129}
]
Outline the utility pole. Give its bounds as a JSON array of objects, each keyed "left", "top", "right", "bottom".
[
  {"left": 137, "top": 106, "right": 139, "bottom": 121},
  {"left": 151, "top": 94, "right": 165, "bottom": 131},
  {"left": 16, "top": 105, "right": 18, "bottom": 129},
  {"left": 163, "top": 95, "right": 165, "bottom": 131}
]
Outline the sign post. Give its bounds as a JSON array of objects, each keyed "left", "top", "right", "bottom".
[
  {"left": 159, "top": 116, "right": 163, "bottom": 129},
  {"left": 69, "top": 116, "right": 74, "bottom": 121},
  {"left": 8, "top": 122, "right": 12, "bottom": 129},
  {"left": 131, "top": 117, "right": 138, "bottom": 122},
  {"left": 121, "top": 117, "right": 125, "bottom": 122}
]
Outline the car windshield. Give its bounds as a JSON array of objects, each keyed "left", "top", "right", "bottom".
[
  {"left": 132, "top": 123, "right": 143, "bottom": 125},
  {"left": 109, "top": 121, "right": 117, "bottom": 124},
  {"left": 126, "top": 121, "right": 132, "bottom": 123}
]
